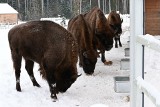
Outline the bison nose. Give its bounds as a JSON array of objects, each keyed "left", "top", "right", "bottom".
[
  {"left": 85, "top": 71, "right": 94, "bottom": 75},
  {"left": 83, "top": 66, "right": 95, "bottom": 75},
  {"left": 83, "top": 68, "right": 94, "bottom": 75}
]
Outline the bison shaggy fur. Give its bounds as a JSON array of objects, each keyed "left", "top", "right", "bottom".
[
  {"left": 68, "top": 14, "right": 97, "bottom": 75},
  {"left": 107, "top": 11, "right": 123, "bottom": 48},
  {"left": 84, "top": 7, "right": 114, "bottom": 65},
  {"left": 8, "top": 20, "right": 79, "bottom": 100}
]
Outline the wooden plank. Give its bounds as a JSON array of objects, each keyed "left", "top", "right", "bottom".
[
  {"left": 145, "top": 19, "right": 160, "bottom": 23},
  {"left": 146, "top": 9, "right": 160, "bottom": 12},
  {"left": 145, "top": 0, "right": 160, "bottom": 8},
  {"left": 145, "top": 0, "right": 160, "bottom": 35},
  {"left": 136, "top": 77, "right": 160, "bottom": 107},
  {"left": 146, "top": 13, "right": 160, "bottom": 18},
  {"left": 145, "top": 25, "right": 160, "bottom": 29},
  {"left": 145, "top": 30, "right": 160, "bottom": 35}
]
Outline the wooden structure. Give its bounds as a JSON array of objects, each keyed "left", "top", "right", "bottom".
[
  {"left": 145, "top": 0, "right": 160, "bottom": 35},
  {"left": 130, "top": 0, "right": 160, "bottom": 107},
  {"left": 0, "top": 3, "right": 18, "bottom": 24}
]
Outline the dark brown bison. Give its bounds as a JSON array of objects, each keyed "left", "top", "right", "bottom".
[
  {"left": 107, "top": 11, "right": 123, "bottom": 48},
  {"left": 68, "top": 14, "right": 97, "bottom": 75},
  {"left": 84, "top": 7, "right": 114, "bottom": 65},
  {"left": 8, "top": 20, "right": 80, "bottom": 100}
]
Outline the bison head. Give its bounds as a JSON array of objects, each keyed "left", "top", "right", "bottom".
[
  {"left": 95, "top": 11, "right": 114, "bottom": 51},
  {"left": 56, "top": 68, "right": 81, "bottom": 93},
  {"left": 110, "top": 23, "right": 122, "bottom": 36},
  {"left": 95, "top": 30, "right": 113, "bottom": 51},
  {"left": 82, "top": 50, "right": 97, "bottom": 75}
]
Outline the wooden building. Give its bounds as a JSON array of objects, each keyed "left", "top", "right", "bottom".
[
  {"left": 0, "top": 3, "right": 18, "bottom": 24},
  {"left": 145, "top": 0, "right": 160, "bottom": 35}
]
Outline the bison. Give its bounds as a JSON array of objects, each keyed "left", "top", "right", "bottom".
[
  {"left": 107, "top": 11, "right": 123, "bottom": 48},
  {"left": 68, "top": 14, "right": 97, "bottom": 75},
  {"left": 8, "top": 20, "right": 80, "bottom": 100},
  {"left": 84, "top": 7, "right": 114, "bottom": 65}
]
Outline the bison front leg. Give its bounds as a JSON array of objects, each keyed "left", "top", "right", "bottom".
[
  {"left": 45, "top": 72, "right": 58, "bottom": 101},
  {"left": 101, "top": 52, "right": 112, "bottom": 65},
  {"left": 49, "top": 84, "right": 58, "bottom": 101},
  {"left": 42, "top": 57, "right": 58, "bottom": 101},
  {"left": 114, "top": 38, "right": 118, "bottom": 48},
  {"left": 101, "top": 52, "right": 105, "bottom": 63},
  {"left": 118, "top": 38, "right": 122, "bottom": 47}
]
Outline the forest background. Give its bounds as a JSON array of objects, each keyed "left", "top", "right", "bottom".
[{"left": 0, "top": 0, "right": 129, "bottom": 21}]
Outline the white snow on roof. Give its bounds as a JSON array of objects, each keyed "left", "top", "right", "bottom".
[{"left": 0, "top": 3, "right": 18, "bottom": 14}]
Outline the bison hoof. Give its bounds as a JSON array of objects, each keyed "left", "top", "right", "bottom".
[
  {"left": 104, "top": 61, "right": 112, "bottom": 65},
  {"left": 51, "top": 94, "right": 57, "bottom": 101},
  {"left": 16, "top": 84, "right": 21, "bottom": 92}
]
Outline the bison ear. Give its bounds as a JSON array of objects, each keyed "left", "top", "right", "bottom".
[
  {"left": 121, "top": 18, "right": 123, "bottom": 23},
  {"left": 83, "top": 51, "right": 88, "bottom": 58}
]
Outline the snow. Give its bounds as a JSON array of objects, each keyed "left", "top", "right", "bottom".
[
  {"left": 90, "top": 104, "right": 109, "bottom": 107},
  {"left": 137, "top": 34, "right": 160, "bottom": 53},
  {"left": 0, "top": 15, "right": 160, "bottom": 107},
  {"left": 0, "top": 3, "right": 18, "bottom": 14},
  {"left": 136, "top": 76, "right": 160, "bottom": 106}
]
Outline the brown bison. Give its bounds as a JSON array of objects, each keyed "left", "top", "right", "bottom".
[
  {"left": 68, "top": 14, "right": 97, "bottom": 75},
  {"left": 8, "top": 20, "right": 80, "bottom": 100},
  {"left": 107, "top": 11, "right": 123, "bottom": 48},
  {"left": 84, "top": 7, "right": 114, "bottom": 65}
]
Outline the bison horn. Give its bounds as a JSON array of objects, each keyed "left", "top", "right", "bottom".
[{"left": 77, "top": 74, "right": 82, "bottom": 77}]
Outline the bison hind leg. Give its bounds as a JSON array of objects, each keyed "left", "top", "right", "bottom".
[
  {"left": 11, "top": 50, "right": 22, "bottom": 91},
  {"left": 25, "top": 60, "right": 40, "bottom": 87}
]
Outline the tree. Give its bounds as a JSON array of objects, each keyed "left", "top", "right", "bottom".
[{"left": 0, "top": 0, "right": 129, "bottom": 20}]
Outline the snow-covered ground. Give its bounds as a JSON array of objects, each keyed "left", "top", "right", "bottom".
[{"left": 0, "top": 15, "right": 159, "bottom": 107}]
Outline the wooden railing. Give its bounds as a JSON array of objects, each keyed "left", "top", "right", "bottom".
[{"left": 131, "top": 34, "right": 160, "bottom": 107}]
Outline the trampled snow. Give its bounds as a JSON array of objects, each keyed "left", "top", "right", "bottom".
[{"left": 0, "top": 15, "right": 160, "bottom": 107}]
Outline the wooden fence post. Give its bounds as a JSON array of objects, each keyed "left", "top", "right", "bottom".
[{"left": 130, "top": 0, "right": 144, "bottom": 107}]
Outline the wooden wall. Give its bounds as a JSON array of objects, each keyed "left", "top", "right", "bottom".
[
  {"left": 145, "top": 0, "right": 160, "bottom": 35},
  {"left": 0, "top": 14, "right": 18, "bottom": 24}
]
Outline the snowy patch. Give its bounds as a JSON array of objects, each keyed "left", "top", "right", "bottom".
[{"left": 90, "top": 104, "right": 109, "bottom": 107}]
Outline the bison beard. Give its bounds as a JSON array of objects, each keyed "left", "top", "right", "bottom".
[{"left": 8, "top": 20, "right": 80, "bottom": 101}]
